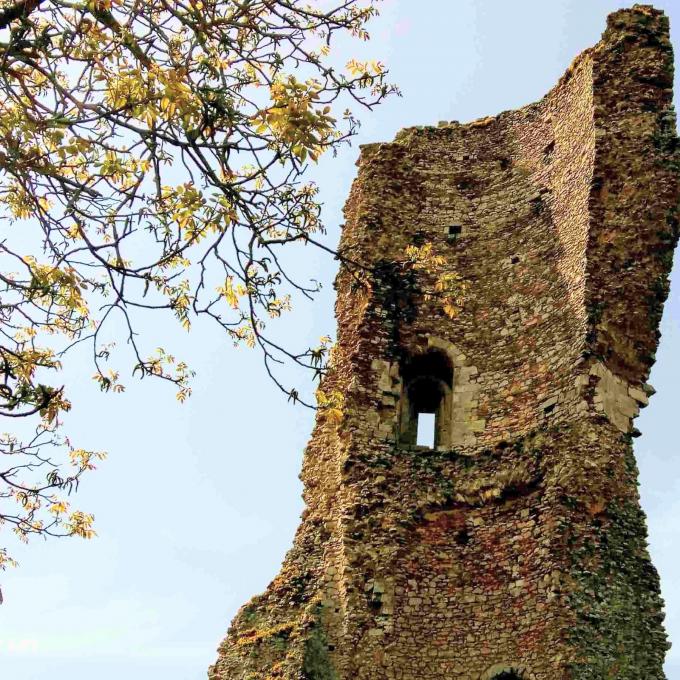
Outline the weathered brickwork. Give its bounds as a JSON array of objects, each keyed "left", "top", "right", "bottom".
[{"left": 210, "top": 6, "right": 679, "bottom": 679}]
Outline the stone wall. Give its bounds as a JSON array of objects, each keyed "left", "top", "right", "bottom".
[{"left": 209, "top": 6, "right": 679, "bottom": 679}]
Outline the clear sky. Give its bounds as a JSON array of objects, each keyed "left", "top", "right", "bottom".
[{"left": 2, "top": 1, "right": 680, "bottom": 678}]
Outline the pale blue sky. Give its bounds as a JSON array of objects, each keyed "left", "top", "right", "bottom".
[{"left": 2, "top": 2, "right": 680, "bottom": 678}]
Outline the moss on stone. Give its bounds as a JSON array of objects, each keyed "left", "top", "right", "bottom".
[{"left": 302, "top": 610, "right": 338, "bottom": 680}]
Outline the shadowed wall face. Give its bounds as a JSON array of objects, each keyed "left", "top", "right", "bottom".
[{"left": 209, "top": 6, "right": 679, "bottom": 680}]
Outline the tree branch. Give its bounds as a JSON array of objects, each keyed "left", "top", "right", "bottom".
[{"left": 0, "top": 0, "right": 44, "bottom": 30}]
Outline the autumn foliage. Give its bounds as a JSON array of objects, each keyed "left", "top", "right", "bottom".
[{"left": 0, "top": 0, "right": 396, "bottom": 568}]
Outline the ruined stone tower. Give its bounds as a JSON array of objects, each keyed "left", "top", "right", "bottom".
[{"left": 210, "top": 6, "right": 679, "bottom": 679}]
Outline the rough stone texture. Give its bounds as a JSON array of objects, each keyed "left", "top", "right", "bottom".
[{"left": 209, "top": 6, "right": 679, "bottom": 679}]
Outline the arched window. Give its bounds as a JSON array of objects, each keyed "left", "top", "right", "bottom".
[
  {"left": 481, "top": 663, "right": 533, "bottom": 680},
  {"left": 399, "top": 350, "right": 453, "bottom": 448}
]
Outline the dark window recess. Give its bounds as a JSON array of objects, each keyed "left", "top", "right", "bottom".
[
  {"left": 493, "top": 673, "right": 522, "bottom": 680},
  {"left": 530, "top": 195, "right": 545, "bottom": 215},
  {"left": 447, "top": 224, "right": 462, "bottom": 242},
  {"left": 543, "top": 140, "right": 555, "bottom": 163},
  {"left": 510, "top": 256, "right": 520, "bottom": 265},
  {"left": 400, "top": 350, "right": 453, "bottom": 448},
  {"left": 454, "top": 528, "right": 470, "bottom": 546}
]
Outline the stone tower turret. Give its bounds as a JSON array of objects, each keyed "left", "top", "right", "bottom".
[{"left": 210, "top": 6, "right": 679, "bottom": 679}]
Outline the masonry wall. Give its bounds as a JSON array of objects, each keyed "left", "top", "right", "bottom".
[{"left": 209, "top": 6, "right": 679, "bottom": 680}]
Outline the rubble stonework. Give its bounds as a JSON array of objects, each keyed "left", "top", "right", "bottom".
[{"left": 209, "top": 6, "right": 680, "bottom": 679}]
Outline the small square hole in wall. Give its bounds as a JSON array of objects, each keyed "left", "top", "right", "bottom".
[
  {"left": 416, "top": 412, "right": 435, "bottom": 448},
  {"left": 447, "top": 225, "right": 462, "bottom": 242}
]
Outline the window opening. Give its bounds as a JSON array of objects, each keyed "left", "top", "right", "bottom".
[
  {"left": 416, "top": 412, "right": 435, "bottom": 447},
  {"left": 447, "top": 224, "right": 462, "bottom": 242},
  {"left": 493, "top": 672, "right": 522, "bottom": 680},
  {"left": 400, "top": 350, "right": 453, "bottom": 448}
]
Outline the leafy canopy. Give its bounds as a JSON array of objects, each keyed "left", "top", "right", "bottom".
[{"left": 0, "top": 0, "right": 397, "bottom": 568}]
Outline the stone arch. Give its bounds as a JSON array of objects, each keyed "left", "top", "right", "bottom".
[
  {"left": 423, "top": 336, "right": 484, "bottom": 448},
  {"left": 397, "top": 337, "right": 485, "bottom": 449},
  {"left": 480, "top": 662, "right": 537, "bottom": 680},
  {"left": 399, "top": 348, "right": 453, "bottom": 447}
]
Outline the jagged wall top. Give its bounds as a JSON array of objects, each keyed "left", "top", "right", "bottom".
[{"left": 335, "top": 4, "right": 678, "bottom": 450}]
